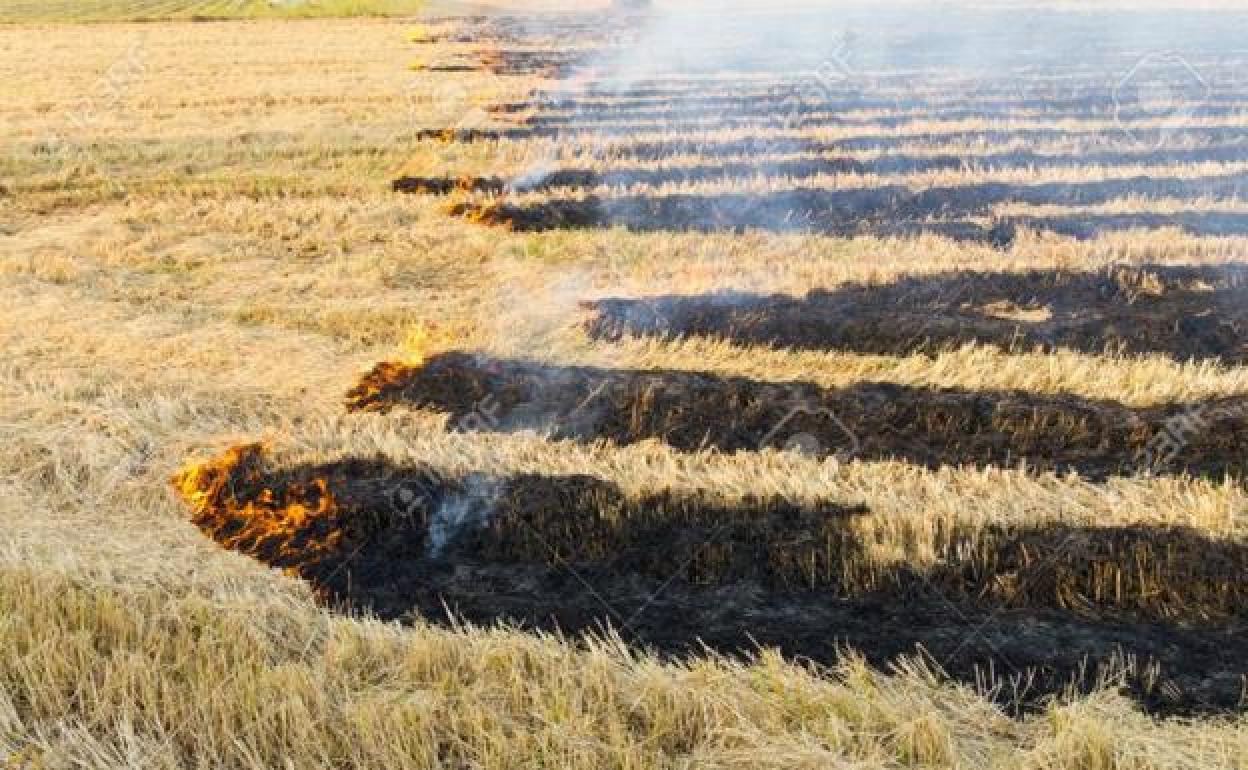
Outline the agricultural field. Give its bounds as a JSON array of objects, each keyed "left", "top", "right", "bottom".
[
  {"left": 2, "top": 2, "right": 1248, "bottom": 768},
  {"left": 0, "top": 0, "right": 431, "bottom": 23}
]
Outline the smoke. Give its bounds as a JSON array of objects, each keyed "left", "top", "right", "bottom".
[
  {"left": 385, "top": 466, "right": 502, "bottom": 558},
  {"left": 426, "top": 476, "right": 502, "bottom": 558},
  {"left": 415, "top": 0, "right": 1248, "bottom": 550},
  {"left": 517, "top": 4, "right": 1244, "bottom": 246},
  {"left": 483, "top": 1, "right": 1248, "bottom": 326}
]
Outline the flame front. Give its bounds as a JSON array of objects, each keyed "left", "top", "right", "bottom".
[
  {"left": 172, "top": 444, "right": 345, "bottom": 574},
  {"left": 344, "top": 361, "right": 418, "bottom": 413}
]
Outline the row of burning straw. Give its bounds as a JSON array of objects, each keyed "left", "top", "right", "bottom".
[
  {"left": 173, "top": 25, "right": 1247, "bottom": 625},
  {"left": 173, "top": 309, "right": 1248, "bottom": 625}
]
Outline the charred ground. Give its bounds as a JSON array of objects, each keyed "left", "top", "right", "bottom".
[
  {"left": 168, "top": 4, "right": 1248, "bottom": 731},
  {"left": 343, "top": 352, "right": 1248, "bottom": 481},
  {"left": 175, "top": 444, "right": 1248, "bottom": 717},
  {"left": 582, "top": 264, "right": 1248, "bottom": 364}
]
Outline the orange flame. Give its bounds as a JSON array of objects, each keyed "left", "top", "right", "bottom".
[
  {"left": 172, "top": 444, "right": 344, "bottom": 571},
  {"left": 445, "top": 200, "right": 508, "bottom": 227},
  {"left": 344, "top": 361, "right": 417, "bottom": 413}
]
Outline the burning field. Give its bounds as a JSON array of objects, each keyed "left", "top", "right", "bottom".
[
  {"left": 583, "top": 264, "right": 1248, "bottom": 364},
  {"left": 392, "top": 7, "right": 1248, "bottom": 244},
  {"left": 164, "top": 5, "right": 1248, "bottom": 722},
  {"left": 10, "top": 2, "right": 1248, "bottom": 767},
  {"left": 342, "top": 352, "right": 1248, "bottom": 481},
  {"left": 173, "top": 335, "right": 1248, "bottom": 714},
  {"left": 175, "top": 442, "right": 1248, "bottom": 715}
]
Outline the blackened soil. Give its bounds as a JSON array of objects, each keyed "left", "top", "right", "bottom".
[
  {"left": 181, "top": 447, "right": 1248, "bottom": 718},
  {"left": 479, "top": 48, "right": 593, "bottom": 78},
  {"left": 443, "top": 171, "right": 1248, "bottom": 242},
  {"left": 392, "top": 564, "right": 1248, "bottom": 720},
  {"left": 344, "top": 354, "right": 1248, "bottom": 482},
  {"left": 395, "top": 145, "right": 1248, "bottom": 198},
  {"left": 583, "top": 264, "right": 1248, "bottom": 365}
]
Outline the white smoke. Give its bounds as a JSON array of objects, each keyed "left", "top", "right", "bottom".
[{"left": 426, "top": 477, "right": 502, "bottom": 559}]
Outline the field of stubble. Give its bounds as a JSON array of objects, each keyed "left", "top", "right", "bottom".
[{"left": 3, "top": 4, "right": 1248, "bottom": 768}]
